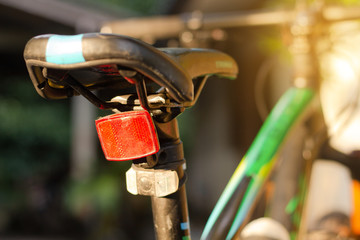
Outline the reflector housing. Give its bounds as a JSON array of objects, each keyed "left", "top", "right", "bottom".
[{"left": 95, "top": 110, "right": 159, "bottom": 161}]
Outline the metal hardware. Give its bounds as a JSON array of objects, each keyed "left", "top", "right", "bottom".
[{"left": 126, "top": 162, "right": 186, "bottom": 197}]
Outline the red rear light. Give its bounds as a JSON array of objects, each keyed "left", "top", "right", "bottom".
[{"left": 95, "top": 110, "right": 159, "bottom": 161}]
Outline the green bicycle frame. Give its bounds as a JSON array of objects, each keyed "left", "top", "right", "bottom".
[{"left": 201, "top": 87, "right": 314, "bottom": 240}]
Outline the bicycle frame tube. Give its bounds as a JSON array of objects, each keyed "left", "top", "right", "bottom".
[{"left": 201, "top": 87, "right": 314, "bottom": 240}]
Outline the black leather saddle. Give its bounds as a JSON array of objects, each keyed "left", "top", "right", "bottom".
[{"left": 24, "top": 33, "right": 238, "bottom": 105}]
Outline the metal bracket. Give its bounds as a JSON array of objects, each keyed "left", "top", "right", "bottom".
[{"left": 126, "top": 163, "right": 185, "bottom": 197}]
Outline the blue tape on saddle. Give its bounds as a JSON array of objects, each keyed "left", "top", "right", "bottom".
[
  {"left": 180, "top": 222, "right": 189, "bottom": 230},
  {"left": 46, "top": 34, "right": 85, "bottom": 64}
]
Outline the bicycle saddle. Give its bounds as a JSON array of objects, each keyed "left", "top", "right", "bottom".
[{"left": 24, "top": 33, "right": 238, "bottom": 104}]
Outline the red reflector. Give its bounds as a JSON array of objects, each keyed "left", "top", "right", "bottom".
[{"left": 95, "top": 111, "right": 159, "bottom": 161}]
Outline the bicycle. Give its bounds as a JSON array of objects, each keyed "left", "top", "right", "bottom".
[
  {"left": 102, "top": 0, "right": 360, "bottom": 239},
  {"left": 23, "top": 32, "right": 238, "bottom": 239},
  {"left": 23, "top": 0, "right": 360, "bottom": 239}
]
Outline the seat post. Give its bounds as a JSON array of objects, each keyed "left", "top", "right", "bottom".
[
  {"left": 126, "top": 118, "right": 191, "bottom": 240},
  {"left": 152, "top": 119, "right": 191, "bottom": 239},
  {"left": 151, "top": 177, "right": 190, "bottom": 240}
]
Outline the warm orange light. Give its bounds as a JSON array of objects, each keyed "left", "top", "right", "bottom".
[{"left": 351, "top": 180, "right": 360, "bottom": 235}]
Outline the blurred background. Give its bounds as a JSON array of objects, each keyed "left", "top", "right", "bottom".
[{"left": 1, "top": 0, "right": 359, "bottom": 239}]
